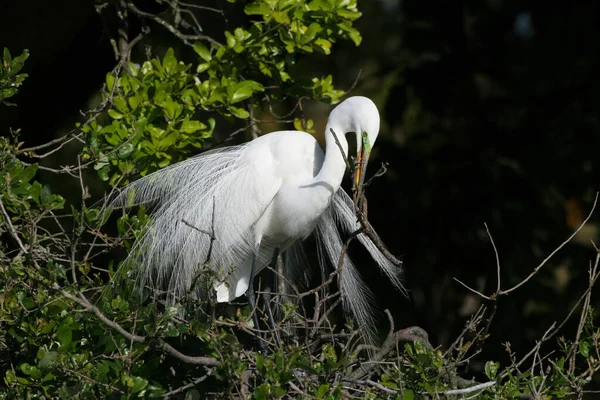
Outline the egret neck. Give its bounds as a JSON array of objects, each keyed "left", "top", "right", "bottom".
[{"left": 313, "top": 122, "right": 350, "bottom": 196}]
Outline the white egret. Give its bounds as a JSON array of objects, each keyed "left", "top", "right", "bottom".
[{"left": 112, "top": 96, "right": 404, "bottom": 339}]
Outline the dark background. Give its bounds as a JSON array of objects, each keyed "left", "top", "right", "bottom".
[{"left": 2, "top": 0, "right": 599, "bottom": 381}]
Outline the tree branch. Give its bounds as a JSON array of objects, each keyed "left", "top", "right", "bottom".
[
  {"left": 127, "top": 3, "right": 222, "bottom": 47},
  {"left": 55, "top": 284, "right": 221, "bottom": 367}
]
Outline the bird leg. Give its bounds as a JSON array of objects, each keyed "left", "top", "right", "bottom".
[
  {"left": 247, "top": 245, "right": 266, "bottom": 353},
  {"left": 263, "top": 247, "right": 281, "bottom": 347}
]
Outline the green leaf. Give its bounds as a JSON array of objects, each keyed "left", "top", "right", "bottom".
[
  {"left": 242, "top": 80, "right": 264, "bottom": 91},
  {"left": 207, "top": 117, "right": 216, "bottom": 132},
  {"left": 108, "top": 109, "right": 124, "bottom": 120},
  {"left": 38, "top": 350, "right": 59, "bottom": 370},
  {"left": 315, "top": 38, "right": 332, "bottom": 54},
  {"left": 128, "top": 62, "right": 140, "bottom": 76},
  {"left": 134, "top": 117, "right": 148, "bottom": 131},
  {"left": 484, "top": 360, "right": 500, "bottom": 379},
  {"left": 30, "top": 181, "right": 42, "bottom": 205},
  {"left": 117, "top": 143, "right": 134, "bottom": 159},
  {"left": 41, "top": 185, "right": 52, "bottom": 204},
  {"left": 130, "top": 376, "right": 149, "bottom": 393},
  {"left": 20, "top": 363, "right": 42, "bottom": 380},
  {"left": 56, "top": 323, "right": 72, "bottom": 347},
  {"left": 180, "top": 120, "right": 207, "bottom": 133},
  {"left": 348, "top": 29, "right": 362, "bottom": 46},
  {"left": 196, "top": 63, "right": 210, "bottom": 73},
  {"left": 244, "top": 3, "right": 270, "bottom": 16},
  {"left": 272, "top": 11, "right": 290, "bottom": 24},
  {"left": 128, "top": 94, "right": 140, "bottom": 110},
  {"left": 163, "top": 48, "right": 177, "bottom": 73},
  {"left": 162, "top": 97, "right": 183, "bottom": 120},
  {"left": 302, "top": 23, "right": 323, "bottom": 44},
  {"left": 106, "top": 73, "right": 116, "bottom": 91},
  {"left": 254, "top": 383, "right": 269, "bottom": 400},
  {"left": 230, "top": 85, "right": 252, "bottom": 104},
  {"left": 21, "top": 164, "right": 38, "bottom": 182},
  {"left": 97, "top": 166, "right": 110, "bottom": 181},
  {"left": 113, "top": 96, "right": 128, "bottom": 113},
  {"left": 315, "top": 384, "right": 330, "bottom": 398},
  {"left": 193, "top": 43, "right": 212, "bottom": 62},
  {"left": 225, "top": 31, "right": 237, "bottom": 48},
  {"left": 256, "top": 353, "right": 264, "bottom": 373},
  {"left": 230, "top": 106, "right": 250, "bottom": 119},
  {"left": 579, "top": 341, "right": 590, "bottom": 358},
  {"left": 3, "top": 47, "right": 12, "bottom": 62}
]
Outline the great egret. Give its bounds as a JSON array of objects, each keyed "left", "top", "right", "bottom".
[{"left": 112, "top": 96, "right": 404, "bottom": 339}]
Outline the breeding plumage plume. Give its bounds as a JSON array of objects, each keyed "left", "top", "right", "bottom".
[{"left": 112, "top": 96, "right": 404, "bottom": 340}]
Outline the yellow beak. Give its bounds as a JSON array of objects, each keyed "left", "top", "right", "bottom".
[{"left": 353, "top": 131, "right": 371, "bottom": 204}]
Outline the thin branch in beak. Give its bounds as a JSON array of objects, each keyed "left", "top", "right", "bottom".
[
  {"left": 353, "top": 131, "right": 371, "bottom": 207},
  {"left": 329, "top": 128, "right": 352, "bottom": 170}
]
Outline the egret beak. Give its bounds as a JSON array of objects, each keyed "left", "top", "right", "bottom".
[{"left": 354, "top": 131, "right": 371, "bottom": 205}]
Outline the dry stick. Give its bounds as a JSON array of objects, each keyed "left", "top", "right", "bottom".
[
  {"left": 346, "top": 377, "right": 497, "bottom": 397},
  {"left": 306, "top": 231, "right": 356, "bottom": 346},
  {"left": 18, "top": 132, "right": 75, "bottom": 154},
  {"left": 469, "top": 225, "right": 501, "bottom": 356},
  {"left": 56, "top": 285, "right": 221, "bottom": 367},
  {"left": 569, "top": 250, "right": 600, "bottom": 375},
  {"left": 309, "top": 296, "right": 343, "bottom": 353},
  {"left": 443, "top": 305, "right": 487, "bottom": 358},
  {"left": 127, "top": 3, "right": 222, "bottom": 46},
  {"left": 363, "top": 162, "right": 388, "bottom": 188},
  {"left": 358, "top": 219, "right": 403, "bottom": 266},
  {"left": 486, "top": 222, "right": 502, "bottom": 295},
  {"left": 329, "top": 128, "right": 353, "bottom": 170},
  {"left": 436, "top": 381, "right": 497, "bottom": 396},
  {"left": 500, "top": 192, "right": 598, "bottom": 296},
  {"left": 347, "top": 310, "right": 430, "bottom": 381},
  {"left": 170, "top": 1, "right": 204, "bottom": 37},
  {"left": 71, "top": 156, "right": 87, "bottom": 286},
  {"left": 240, "top": 369, "right": 253, "bottom": 398},
  {"left": 174, "top": 1, "right": 225, "bottom": 15},
  {"left": 330, "top": 127, "right": 402, "bottom": 267},
  {"left": 0, "top": 196, "right": 28, "bottom": 255},
  {"left": 162, "top": 370, "right": 213, "bottom": 398},
  {"left": 456, "top": 193, "right": 599, "bottom": 299},
  {"left": 454, "top": 193, "right": 600, "bottom": 385}
]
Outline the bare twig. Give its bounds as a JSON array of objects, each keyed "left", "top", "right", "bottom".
[
  {"left": 453, "top": 278, "right": 491, "bottom": 300},
  {"left": 127, "top": 3, "right": 222, "bottom": 47},
  {"left": 0, "top": 196, "right": 28, "bottom": 254},
  {"left": 500, "top": 192, "right": 598, "bottom": 296},
  {"left": 485, "top": 223, "right": 502, "bottom": 295},
  {"left": 329, "top": 128, "right": 352, "bottom": 170},
  {"left": 436, "top": 381, "right": 496, "bottom": 396},
  {"left": 162, "top": 370, "right": 213, "bottom": 398},
  {"left": 569, "top": 251, "right": 600, "bottom": 374}
]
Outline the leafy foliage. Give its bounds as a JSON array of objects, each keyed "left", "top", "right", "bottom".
[
  {"left": 82, "top": 0, "right": 360, "bottom": 185},
  {"left": 0, "top": 48, "right": 28, "bottom": 106},
  {"left": 82, "top": 51, "right": 217, "bottom": 184}
]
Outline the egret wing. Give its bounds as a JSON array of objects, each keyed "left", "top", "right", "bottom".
[{"left": 111, "top": 144, "right": 282, "bottom": 304}]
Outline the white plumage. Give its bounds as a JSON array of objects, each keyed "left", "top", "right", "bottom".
[{"left": 112, "top": 96, "right": 404, "bottom": 338}]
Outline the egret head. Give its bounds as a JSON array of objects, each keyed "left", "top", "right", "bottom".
[{"left": 328, "top": 96, "right": 380, "bottom": 197}]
